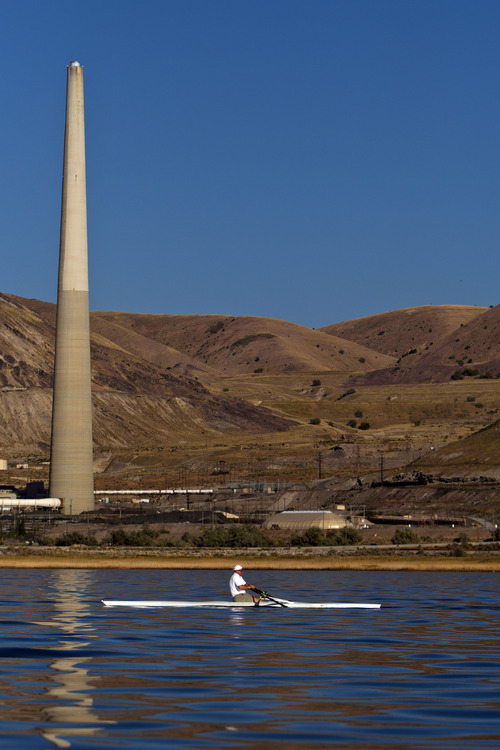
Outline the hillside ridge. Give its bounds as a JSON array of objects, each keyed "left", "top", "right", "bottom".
[{"left": 1, "top": 293, "right": 499, "bottom": 490}]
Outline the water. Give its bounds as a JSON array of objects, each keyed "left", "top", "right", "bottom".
[{"left": 0, "top": 568, "right": 499, "bottom": 749}]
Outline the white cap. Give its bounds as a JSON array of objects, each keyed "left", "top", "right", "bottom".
[{"left": 233, "top": 564, "right": 242, "bottom": 570}]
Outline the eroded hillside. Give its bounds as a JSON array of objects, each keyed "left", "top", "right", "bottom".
[
  {"left": 0, "top": 294, "right": 292, "bottom": 455},
  {"left": 93, "top": 312, "right": 394, "bottom": 376},
  {"left": 1, "top": 294, "right": 499, "bottom": 489},
  {"left": 348, "top": 305, "right": 500, "bottom": 385},
  {"left": 321, "top": 304, "right": 487, "bottom": 358}
]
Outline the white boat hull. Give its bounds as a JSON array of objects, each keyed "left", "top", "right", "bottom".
[{"left": 101, "top": 599, "right": 381, "bottom": 609}]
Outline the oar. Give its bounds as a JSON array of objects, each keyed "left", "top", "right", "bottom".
[{"left": 252, "top": 587, "right": 289, "bottom": 608}]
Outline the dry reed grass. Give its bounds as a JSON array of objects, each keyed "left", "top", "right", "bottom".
[{"left": 1, "top": 553, "right": 500, "bottom": 571}]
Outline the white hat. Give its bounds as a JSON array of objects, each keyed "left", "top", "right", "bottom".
[{"left": 233, "top": 564, "right": 242, "bottom": 570}]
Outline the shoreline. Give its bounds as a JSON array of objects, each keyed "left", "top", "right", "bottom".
[{"left": 1, "top": 545, "right": 500, "bottom": 570}]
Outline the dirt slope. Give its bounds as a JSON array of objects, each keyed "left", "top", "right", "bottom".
[
  {"left": 350, "top": 304, "right": 500, "bottom": 385},
  {"left": 321, "top": 305, "right": 487, "bottom": 357},
  {"left": 0, "top": 294, "right": 292, "bottom": 452},
  {"left": 94, "top": 312, "right": 395, "bottom": 375},
  {"left": 3, "top": 293, "right": 499, "bottom": 486},
  {"left": 411, "top": 420, "right": 500, "bottom": 478}
]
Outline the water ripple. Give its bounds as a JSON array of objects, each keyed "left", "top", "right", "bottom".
[{"left": 0, "top": 569, "right": 499, "bottom": 748}]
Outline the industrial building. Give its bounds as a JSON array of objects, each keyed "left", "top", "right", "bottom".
[
  {"left": 0, "top": 498, "right": 61, "bottom": 512},
  {"left": 263, "top": 510, "right": 350, "bottom": 531}
]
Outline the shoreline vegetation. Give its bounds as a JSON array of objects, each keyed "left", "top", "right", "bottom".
[{"left": 1, "top": 545, "right": 500, "bottom": 570}]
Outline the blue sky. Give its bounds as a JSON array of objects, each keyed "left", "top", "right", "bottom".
[{"left": 1, "top": 1, "right": 499, "bottom": 328}]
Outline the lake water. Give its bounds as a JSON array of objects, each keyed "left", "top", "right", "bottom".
[{"left": 0, "top": 568, "right": 499, "bottom": 749}]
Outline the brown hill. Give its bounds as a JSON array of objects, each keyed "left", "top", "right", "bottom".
[
  {"left": 0, "top": 294, "right": 292, "bottom": 452},
  {"left": 349, "top": 304, "right": 500, "bottom": 386},
  {"left": 411, "top": 419, "right": 500, "bottom": 479},
  {"left": 2, "top": 293, "right": 500, "bottom": 490},
  {"left": 11, "top": 295, "right": 215, "bottom": 381},
  {"left": 0, "top": 293, "right": 54, "bottom": 390},
  {"left": 321, "top": 305, "right": 487, "bottom": 358},
  {"left": 398, "top": 303, "right": 500, "bottom": 377},
  {"left": 94, "top": 312, "right": 395, "bottom": 376}
]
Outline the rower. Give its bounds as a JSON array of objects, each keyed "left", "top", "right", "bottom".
[{"left": 229, "top": 564, "right": 261, "bottom": 605}]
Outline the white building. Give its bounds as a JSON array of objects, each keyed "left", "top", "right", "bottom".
[{"left": 263, "top": 510, "right": 350, "bottom": 531}]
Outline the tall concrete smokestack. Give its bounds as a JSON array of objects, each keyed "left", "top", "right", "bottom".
[{"left": 49, "top": 61, "right": 94, "bottom": 514}]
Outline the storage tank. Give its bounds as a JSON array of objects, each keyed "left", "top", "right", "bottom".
[{"left": 0, "top": 498, "right": 62, "bottom": 511}]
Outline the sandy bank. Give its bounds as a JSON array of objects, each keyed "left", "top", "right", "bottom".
[{"left": 1, "top": 545, "right": 500, "bottom": 570}]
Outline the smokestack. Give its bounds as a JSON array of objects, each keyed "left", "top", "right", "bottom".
[{"left": 49, "top": 61, "right": 94, "bottom": 515}]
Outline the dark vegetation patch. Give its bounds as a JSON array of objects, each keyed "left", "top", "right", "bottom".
[
  {"left": 230, "top": 334, "right": 275, "bottom": 349},
  {"left": 207, "top": 321, "right": 225, "bottom": 335},
  {"left": 290, "top": 527, "right": 362, "bottom": 546}
]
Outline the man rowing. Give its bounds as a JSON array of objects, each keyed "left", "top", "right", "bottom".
[{"left": 229, "top": 564, "right": 261, "bottom": 605}]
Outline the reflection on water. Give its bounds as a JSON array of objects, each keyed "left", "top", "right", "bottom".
[
  {"left": 227, "top": 608, "right": 247, "bottom": 632},
  {"left": 0, "top": 569, "right": 498, "bottom": 748},
  {"left": 35, "top": 570, "right": 114, "bottom": 748}
]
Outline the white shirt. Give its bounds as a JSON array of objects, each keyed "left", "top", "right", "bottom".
[{"left": 229, "top": 571, "right": 246, "bottom": 598}]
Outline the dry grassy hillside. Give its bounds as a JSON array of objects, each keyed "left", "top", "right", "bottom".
[
  {"left": 321, "top": 305, "right": 487, "bottom": 357},
  {"left": 412, "top": 419, "right": 500, "bottom": 478},
  {"left": 0, "top": 293, "right": 54, "bottom": 389},
  {"left": 93, "top": 312, "right": 394, "bottom": 376},
  {"left": 2, "top": 293, "right": 500, "bottom": 492},
  {"left": 395, "top": 304, "right": 500, "bottom": 377},
  {"left": 0, "top": 294, "right": 292, "bottom": 456},
  {"left": 350, "top": 304, "right": 500, "bottom": 386}
]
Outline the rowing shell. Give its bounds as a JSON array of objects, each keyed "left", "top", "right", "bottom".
[{"left": 101, "top": 599, "right": 381, "bottom": 609}]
